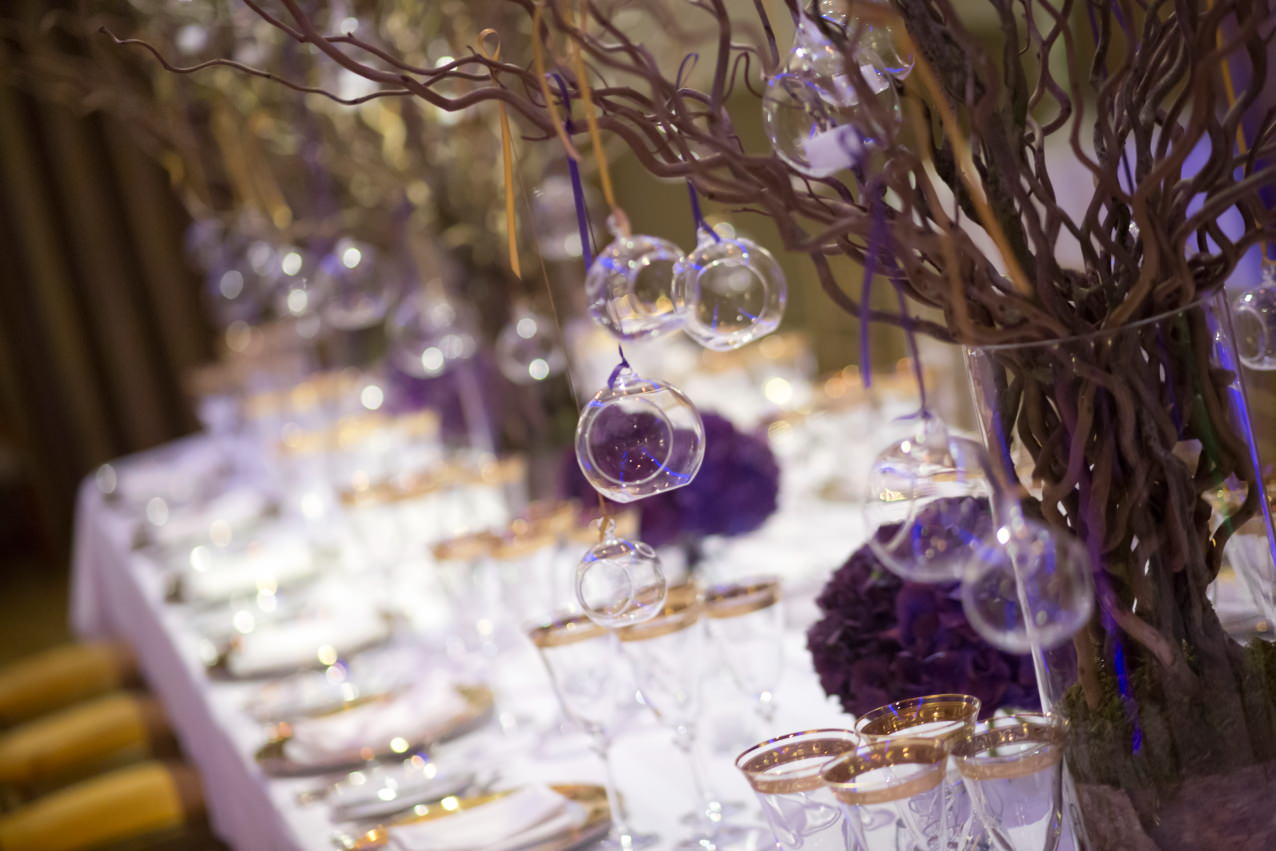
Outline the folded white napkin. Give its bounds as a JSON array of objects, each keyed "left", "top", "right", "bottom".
[
  {"left": 151, "top": 488, "right": 267, "bottom": 547},
  {"left": 386, "top": 785, "right": 586, "bottom": 851},
  {"left": 284, "top": 677, "right": 469, "bottom": 765},
  {"left": 226, "top": 611, "right": 386, "bottom": 678},
  {"left": 182, "top": 535, "right": 314, "bottom": 602}
]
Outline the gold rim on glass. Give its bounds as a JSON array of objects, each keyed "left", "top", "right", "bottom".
[
  {"left": 735, "top": 728, "right": 860, "bottom": 794},
  {"left": 528, "top": 614, "right": 608, "bottom": 648},
  {"left": 616, "top": 590, "right": 701, "bottom": 642},
  {"left": 951, "top": 713, "right": 1065, "bottom": 781},
  {"left": 856, "top": 693, "right": 981, "bottom": 743},
  {"left": 705, "top": 575, "right": 781, "bottom": 619},
  {"left": 820, "top": 737, "right": 949, "bottom": 805}
]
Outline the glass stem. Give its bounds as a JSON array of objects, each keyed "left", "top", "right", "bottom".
[
  {"left": 673, "top": 724, "right": 717, "bottom": 830},
  {"left": 591, "top": 735, "right": 636, "bottom": 843}
]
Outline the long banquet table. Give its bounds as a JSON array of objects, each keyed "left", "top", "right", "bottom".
[{"left": 69, "top": 434, "right": 865, "bottom": 851}]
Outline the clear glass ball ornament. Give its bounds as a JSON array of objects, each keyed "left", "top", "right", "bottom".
[
  {"left": 584, "top": 216, "right": 687, "bottom": 341},
  {"left": 864, "top": 413, "right": 996, "bottom": 582},
  {"left": 494, "top": 307, "right": 566, "bottom": 385},
  {"left": 674, "top": 227, "right": 787, "bottom": 351},
  {"left": 761, "top": 15, "right": 901, "bottom": 178},
  {"left": 575, "top": 364, "right": 705, "bottom": 503},
  {"left": 1232, "top": 263, "right": 1276, "bottom": 370},
  {"left": 268, "top": 244, "right": 323, "bottom": 321},
  {"left": 816, "top": 0, "right": 916, "bottom": 79},
  {"left": 961, "top": 513, "right": 1095, "bottom": 653},
  {"left": 575, "top": 519, "right": 668, "bottom": 628},
  {"left": 386, "top": 288, "right": 478, "bottom": 378},
  {"left": 201, "top": 235, "right": 277, "bottom": 329},
  {"left": 532, "top": 175, "right": 589, "bottom": 261},
  {"left": 314, "top": 238, "right": 399, "bottom": 331}
]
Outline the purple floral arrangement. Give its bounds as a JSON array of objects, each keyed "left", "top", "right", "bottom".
[
  {"left": 807, "top": 514, "right": 1039, "bottom": 718},
  {"left": 561, "top": 411, "right": 780, "bottom": 548}
]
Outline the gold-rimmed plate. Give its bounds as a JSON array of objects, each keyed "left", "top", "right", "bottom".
[
  {"left": 347, "top": 783, "right": 610, "bottom": 851},
  {"left": 254, "top": 685, "right": 494, "bottom": 777}
]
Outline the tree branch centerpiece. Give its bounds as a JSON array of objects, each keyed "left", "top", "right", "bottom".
[{"left": 115, "top": 0, "right": 1276, "bottom": 845}]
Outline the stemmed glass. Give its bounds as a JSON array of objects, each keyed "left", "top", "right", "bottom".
[
  {"left": 529, "top": 614, "right": 659, "bottom": 850},
  {"left": 951, "top": 713, "right": 1067, "bottom": 851},
  {"left": 856, "top": 694, "right": 983, "bottom": 850},
  {"left": 735, "top": 729, "right": 861, "bottom": 850},
  {"left": 704, "top": 576, "right": 784, "bottom": 730},
  {"left": 616, "top": 591, "right": 749, "bottom": 850},
  {"left": 820, "top": 736, "right": 953, "bottom": 849}
]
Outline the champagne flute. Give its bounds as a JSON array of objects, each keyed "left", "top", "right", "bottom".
[
  {"left": 529, "top": 614, "right": 659, "bottom": 850},
  {"left": 617, "top": 591, "right": 749, "bottom": 850},
  {"left": 704, "top": 576, "right": 784, "bottom": 729}
]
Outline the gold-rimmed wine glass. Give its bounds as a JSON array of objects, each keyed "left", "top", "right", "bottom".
[
  {"left": 856, "top": 693, "right": 982, "bottom": 850},
  {"left": 820, "top": 736, "right": 953, "bottom": 850},
  {"left": 529, "top": 614, "right": 659, "bottom": 850},
  {"left": 616, "top": 590, "right": 750, "bottom": 850},
  {"left": 735, "top": 728, "right": 860, "bottom": 850},
  {"left": 704, "top": 576, "right": 784, "bottom": 729},
  {"left": 951, "top": 713, "right": 1067, "bottom": 851}
]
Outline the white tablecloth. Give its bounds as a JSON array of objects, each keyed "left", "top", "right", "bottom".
[{"left": 70, "top": 437, "right": 860, "bottom": 851}]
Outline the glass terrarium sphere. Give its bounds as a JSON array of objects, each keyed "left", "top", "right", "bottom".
[
  {"left": 575, "top": 365, "right": 705, "bottom": 503},
  {"left": 575, "top": 521, "right": 668, "bottom": 628},
  {"left": 816, "top": 0, "right": 916, "bottom": 79},
  {"left": 494, "top": 308, "right": 566, "bottom": 385},
  {"left": 962, "top": 515, "right": 1095, "bottom": 654},
  {"left": 585, "top": 218, "right": 687, "bottom": 341},
  {"left": 314, "top": 238, "right": 398, "bottom": 331},
  {"left": 1232, "top": 265, "right": 1276, "bottom": 370},
  {"left": 268, "top": 244, "right": 323, "bottom": 321},
  {"left": 864, "top": 413, "right": 996, "bottom": 582},
  {"left": 386, "top": 288, "right": 478, "bottom": 378},
  {"left": 200, "top": 233, "right": 277, "bottom": 329},
  {"left": 762, "top": 16, "right": 900, "bottom": 177},
  {"left": 674, "top": 228, "right": 787, "bottom": 351}
]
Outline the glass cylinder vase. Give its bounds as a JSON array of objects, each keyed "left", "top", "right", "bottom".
[{"left": 966, "top": 294, "right": 1276, "bottom": 850}]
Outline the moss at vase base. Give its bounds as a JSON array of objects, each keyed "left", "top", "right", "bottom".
[{"left": 1061, "top": 638, "right": 1276, "bottom": 850}]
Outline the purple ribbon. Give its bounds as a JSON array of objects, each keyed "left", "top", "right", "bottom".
[
  {"left": 686, "top": 180, "right": 721, "bottom": 242},
  {"left": 550, "top": 73, "right": 596, "bottom": 269}
]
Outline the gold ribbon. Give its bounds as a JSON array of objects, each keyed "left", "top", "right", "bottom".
[
  {"left": 567, "top": 0, "right": 628, "bottom": 234},
  {"left": 478, "top": 29, "right": 522, "bottom": 280}
]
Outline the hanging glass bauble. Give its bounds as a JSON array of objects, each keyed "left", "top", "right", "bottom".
[
  {"left": 816, "top": 0, "right": 915, "bottom": 80},
  {"left": 863, "top": 413, "right": 995, "bottom": 582},
  {"left": 1232, "top": 263, "right": 1276, "bottom": 370},
  {"left": 761, "top": 15, "right": 900, "bottom": 177},
  {"left": 268, "top": 244, "right": 323, "bottom": 321},
  {"left": 584, "top": 216, "right": 686, "bottom": 341},
  {"left": 962, "top": 513, "right": 1094, "bottom": 654},
  {"left": 314, "top": 238, "right": 398, "bottom": 332},
  {"left": 386, "top": 288, "right": 478, "bottom": 378},
  {"left": 201, "top": 234, "right": 276, "bottom": 329},
  {"left": 495, "top": 306, "right": 566, "bottom": 385},
  {"left": 575, "top": 519, "right": 668, "bottom": 627},
  {"left": 385, "top": 289, "right": 475, "bottom": 379},
  {"left": 575, "top": 364, "right": 705, "bottom": 503},
  {"left": 532, "top": 175, "right": 590, "bottom": 261},
  {"left": 674, "top": 227, "right": 787, "bottom": 351}
]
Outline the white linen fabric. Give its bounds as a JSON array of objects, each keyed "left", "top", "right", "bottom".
[{"left": 384, "top": 785, "right": 584, "bottom": 851}]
